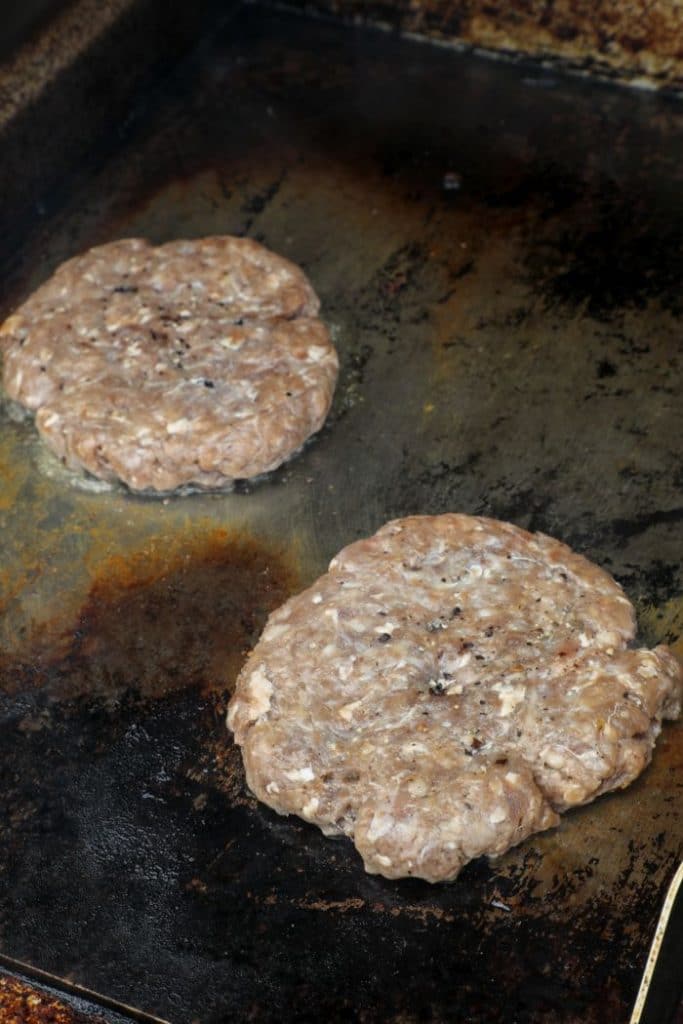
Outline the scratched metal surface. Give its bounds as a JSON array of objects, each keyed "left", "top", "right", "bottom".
[{"left": 0, "top": 5, "right": 681, "bottom": 1023}]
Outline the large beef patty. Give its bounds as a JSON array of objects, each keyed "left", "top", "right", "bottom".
[
  {"left": 0, "top": 236, "right": 338, "bottom": 493},
  {"left": 228, "top": 514, "right": 682, "bottom": 883}
]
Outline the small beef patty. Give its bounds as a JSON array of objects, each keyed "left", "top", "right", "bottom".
[
  {"left": 228, "top": 514, "right": 682, "bottom": 883},
  {"left": 1, "top": 237, "right": 338, "bottom": 493}
]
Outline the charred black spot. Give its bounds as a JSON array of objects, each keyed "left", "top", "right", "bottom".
[{"left": 596, "top": 359, "right": 617, "bottom": 378}]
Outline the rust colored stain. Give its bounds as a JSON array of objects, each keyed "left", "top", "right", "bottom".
[
  {"left": 0, "top": 974, "right": 107, "bottom": 1024},
  {"left": 282, "top": 0, "right": 683, "bottom": 88},
  {"left": 0, "top": 528, "right": 299, "bottom": 701}
]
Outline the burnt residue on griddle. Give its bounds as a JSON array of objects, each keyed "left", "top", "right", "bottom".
[
  {"left": 2, "top": 678, "right": 678, "bottom": 1024},
  {"left": 0, "top": 973, "right": 111, "bottom": 1024},
  {"left": 0, "top": 529, "right": 298, "bottom": 702},
  {"left": 526, "top": 187, "right": 683, "bottom": 320},
  {"left": 0, "top": 5, "right": 681, "bottom": 1022}
]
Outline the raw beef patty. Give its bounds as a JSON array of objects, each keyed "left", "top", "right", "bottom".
[
  {"left": 1, "top": 237, "right": 338, "bottom": 493},
  {"left": 228, "top": 514, "right": 682, "bottom": 883}
]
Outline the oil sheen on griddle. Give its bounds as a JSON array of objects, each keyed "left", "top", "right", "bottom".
[{"left": 0, "top": 530, "right": 299, "bottom": 702}]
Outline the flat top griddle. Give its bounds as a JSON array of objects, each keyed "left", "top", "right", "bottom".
[{"left": 0, "top": 5, "right": 681, "bottom": 1022}]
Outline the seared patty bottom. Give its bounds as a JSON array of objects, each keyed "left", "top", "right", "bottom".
[
  {"left": 228, "top": 514, "right": 682, "bottom": 883},
  {"left": 1, "top": 236, "right": 338, "bottom": 493}
]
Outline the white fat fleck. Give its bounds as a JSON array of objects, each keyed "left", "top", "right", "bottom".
[
  {"left": 324, "top": 607, "right": 339, "bottom": 626},
  {"left": 265, "top": 781, "right": 280, "bottom": 795},
  {"left": 489, "top": 807, "right": 507, "bottom": 824},
  {"left": 491, "top": 682, "right": 526, "bottom": 716},
  {"left": 285, "top": 766, "right": 315, "bottom": 783},
  {"left": 263, "top": 622, "right": 289, "bottom": 642},
  {"left": 245, "top": 666, "right": 274, "bottom": 717},
  {"left": 577, "top": 632, "right": 591, "bottom": 647},
  {"left": 338, "top": 659, "right": 356, "bottom": 681},
  {"left": 510, "top": 554, "right": 538, "bottom": 566},
  {"left": 401, "top": 741, "right": 429, "bottom": 758},
  {"left": 365, "top": 812, "right": 393, "bottom": 843},
  {"left": 566, "top": 679, "right": 596, "bottom": 697},
  {"left": 166, "top": 417, "right": 192, "bottom": 434},
  {"left": 311, "top": 593, "right": 323, "bottom": 604},
  {"left": 376, "top": 854, "right": 393, "bottom": 868},
  {"left": 377, "top": 621, "right": 398, "bottom": 634},
  {"left": 505, "top": 772, "right": 522, "bottom": 784},
  {"left": 302, "top": 797, "right": 320, "bottom": 818},
  {"left": 408, "top": 778, "right": 429, "bottom": 798},
  {"left": 450, "top": 651, "right": 472, "bottom": 670},
  {"left": 339, "top": 699, "right": 363, "bottom": 721},
  {"left": 306, "top": 345, "right": 330, "bottom": 361},
  {"left": 637, "top": 662, "right": 659, "bottom": 678},
  {"left": 540, "top": 746, "right": 572, "bottom": 770}
]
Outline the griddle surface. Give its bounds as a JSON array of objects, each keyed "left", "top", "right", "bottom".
[{"left": 0, "top": 6, "right": 682, "bottom": 1022}]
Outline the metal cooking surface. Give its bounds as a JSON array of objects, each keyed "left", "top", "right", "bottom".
[{"left": 0, "top": 5, "right": 681, "bottom": 1022}]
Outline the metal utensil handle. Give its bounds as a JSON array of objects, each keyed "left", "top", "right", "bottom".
[{"left": 630, "top": 861, "right": 683, "bottom": 1024}]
